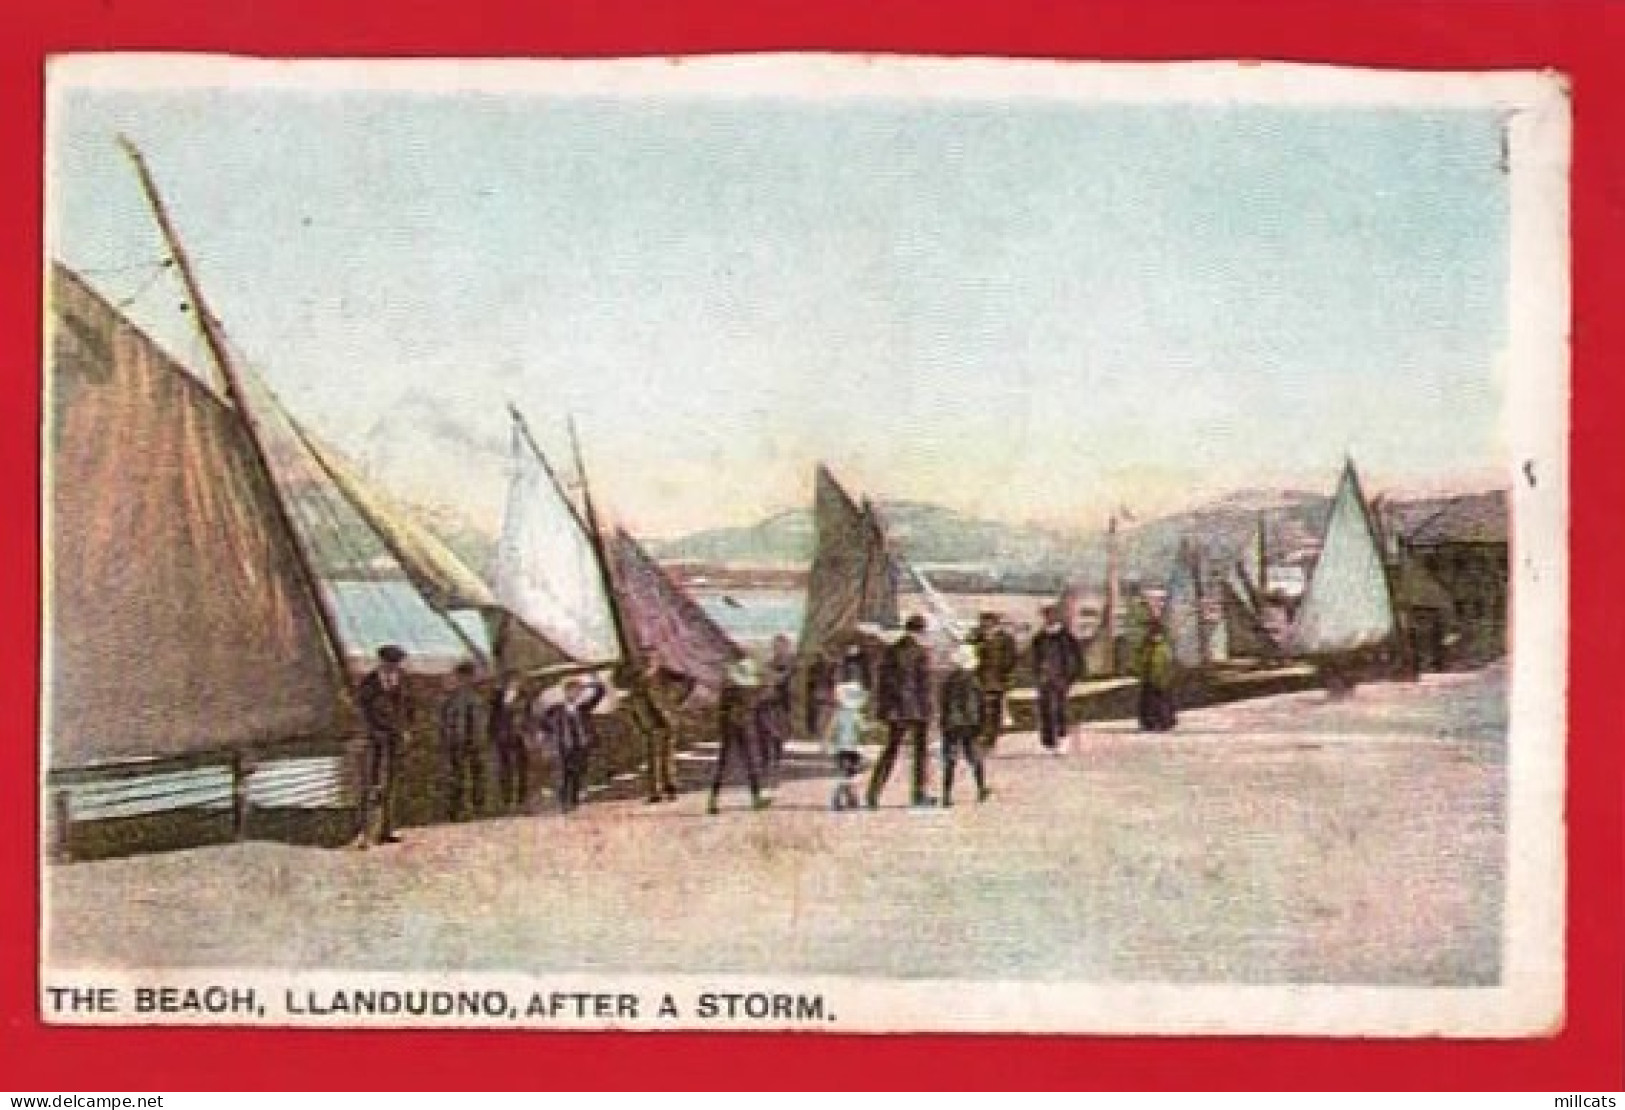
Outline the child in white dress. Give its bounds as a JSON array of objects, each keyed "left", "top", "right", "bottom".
[{"left": 824, "top": 650, "right": 870, "bottom": 811}]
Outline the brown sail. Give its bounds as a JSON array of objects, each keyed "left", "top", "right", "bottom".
[
  {"left": 796, "top": 464, "right": 900, "bottom": 667},
  {"left": 609, "top": 527, "right": 744, "bottom": 700},
  {"left": 46, "top": 264, "right": 345, "bottom": 767}
]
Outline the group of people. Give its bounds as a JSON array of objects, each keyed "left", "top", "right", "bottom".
[
  {"left": 349, "top": 603, "right": 1182, "bottom": 847},
  {"left": 794, "top": 608, "right": 1025, "bottom": 812},
  {"left": 351, "top": 644, "right": 620, "bottom": 848}
]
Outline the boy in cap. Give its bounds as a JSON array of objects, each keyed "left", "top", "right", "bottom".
[
  {"left": 939, "top": 643, "right": 991, "bottom": 805},
  {"left": 355, "top": 644, "right": 412, "bottom": 847},
  {"left": 537, "top": 674, "right": 607, "bottom": 812}
]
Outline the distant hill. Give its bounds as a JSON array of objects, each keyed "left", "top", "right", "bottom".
[
  {"left": 649, "top": 490, "right": 1333, "bottom": 591},
  {"left": 652, "top": 500, "right": 1078, "bottom": 574},
  {"left": 408, "top": 483, "right": 1507, "bottom": 597},
  {"left": 1104, "top": 490, "right": 1331, "bottom": 588}
]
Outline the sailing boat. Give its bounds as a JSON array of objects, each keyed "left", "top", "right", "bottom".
[
  {"left": 490, "top": 408, "right": 621, "bottom": 673},
  {"left": 43, "top": 139, "right": 386, "bottom": 857},
  {"left": 46, "top": 261, "right": 348, "bottom": 771},
  {"left": 608, "top": 527, "right": 745, "bottom": 703},
  {"left": 1287, "top": 458, "right": 1401, "bottom": 675},
  {"left": 797, "top": 465, "right": 901, "bottom": 666},
  {"left": 867, "top": 497, "right": 965, "bottom": 648},
  {"left": 1218, "top": 561, "right": 1281, "bottom": 660}
]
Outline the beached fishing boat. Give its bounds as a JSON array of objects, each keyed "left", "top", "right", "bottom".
[
  {"left": 797, "top": 465, "right": 901, "bottom": 666},
  {"left": 1287, "top": 459, "right": 1403, "bottom": 687}
]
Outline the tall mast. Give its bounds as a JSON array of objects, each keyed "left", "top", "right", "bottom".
[
  {"left": 119, "top": 136, "right": 354, "bottom": 682},
  {"left": 1104, "top": 514, "right": 1120, "bottom": 639},
  {"left": 508, "top": 403, "right": 592, "bottom": 537},
  {"left": 566, "top": 414, "right": 641, "bottom": 677},
  {"left": 1256, "top": 510, "right": 1269, "bottom": 595}
]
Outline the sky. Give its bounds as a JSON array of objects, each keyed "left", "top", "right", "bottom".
[{"left": 47, "top": 69, "right": 1512, "bottom": 540}]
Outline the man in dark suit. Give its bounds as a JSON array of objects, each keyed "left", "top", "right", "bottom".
[
  {"left": 968, "top": 610, "right": 1018, "bottom": 752},
  {"left": 355, "top": 643, "right": 412, "bottom": 847},
  {"left": 488, "top": 668, "right": 530, "bottom": 813},
  {"left": 439, "top": 660, "right": 485, "bottom": 821},
  {"left": 1030, "top": 606, "right": 1083, "bottom": 754},
  {"left": 708, "top": 658, "right": 771, "bottom": 814},
  {"left": 867, "top": 614, "right": 935, "bottom": 808}
]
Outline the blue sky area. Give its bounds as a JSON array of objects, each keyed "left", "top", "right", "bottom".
[{"left": 49, "top": 87, "right": 1510, "bottom": 537}]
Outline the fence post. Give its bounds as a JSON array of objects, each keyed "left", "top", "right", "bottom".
[
  {"left": 50, "top": 789, "right": 72, "bottom": 864},
  {"left": 230, "top": 752, "right": 251, "bottom": 841}
]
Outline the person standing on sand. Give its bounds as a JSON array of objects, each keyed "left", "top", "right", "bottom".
[
  {"left": 1136, "top": 622, "right": 1179, "bottom": 732},
  {"left": 539, "top": 675, "right": 607, "bottom": 812},
  {"left": 1030, "top": 605, "right": 1083, "bottom": 754},
  {"left": 634, "top": 647, "right": 695, "bottom": 804},
  {"left": 439, "top": 660, "right": 486, "bottom": 821},
  {"left": 939, "top": 643, "right": 991, "bottom": 805},
  {"left": 757, "top": 634, "right": 797, "bottom": 782},
  {"left": 867, "top": 614, "right": 935, "bottom": 809},
  {"left": 823, "top": 647, "right": 870, "bottom": 811},
  {"left": 355, "top": 644, "right": 412, "bottom": 848},
  {"left": 488, "top": 669, "right": 530, "bottom": 813},
  {"left": 968, "top": 610, "right": 1018, "bottom": 752},
  {"left": 709, "top": 658, "right": 771, "bottom": 814}
]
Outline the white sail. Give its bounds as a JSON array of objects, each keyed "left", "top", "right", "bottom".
[
  {"left": 1290, "top": 462, "right": 1397, "bottom": 655},
  {"left": 491, "top": 418, "right": 620, "bottom": 665}
]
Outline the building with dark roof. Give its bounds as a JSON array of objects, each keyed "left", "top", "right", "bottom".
[{"left": 1398, "top": 490, "right": 1509, "bottom": 667}]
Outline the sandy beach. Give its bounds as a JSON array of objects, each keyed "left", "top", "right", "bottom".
[{"left": 46, "top": 666, "right": 1505, "bottom": 986}]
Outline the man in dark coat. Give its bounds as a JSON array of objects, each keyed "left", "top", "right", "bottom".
[
  {"left": 756, "top": 634, "right": 797, "bottom": 782},
  {"left": 440, "top": 660, "right": 486, "bottom": 821},
  {"left": 867, "top": 614, "right": 935, "bottom": 808},
  {"left": 539, "top": 675, "right": 607, "bottom": 812},
  {"left": 355, "top": 644, "right": 413, "bottom": 847},
  {"left": 488, "top": 668, "right": 530, "bottom": 812},
  {"left": 708, "top": 658, "right": 770, "bottom": 814},
  {"left": 968, "top": 610, "right": 1018, "bottom": 752},
  {"left": 1030, "top": 606, "right": 1083, "bottom": 754}
]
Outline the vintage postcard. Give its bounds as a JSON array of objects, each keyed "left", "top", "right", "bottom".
[{"left": 39, "top": 54, "right": 1569, "bottom": 1036}]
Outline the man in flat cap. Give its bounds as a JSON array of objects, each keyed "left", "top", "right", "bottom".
[
  {"left": 968, "top": 610, "right": 1018, "bottom": 753},
  {"left": 356, "top": 644, "right": 413, "bottom": 847},
  {"left": 867, "top": 614, "right": 936, "bottom": 808},
  {"left": 1030, "top": 605, "right": 1083, "bottom": 754}
]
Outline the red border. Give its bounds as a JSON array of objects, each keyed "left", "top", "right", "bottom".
[{"left": 3, "top": 0, "right": 1620, "bottom": 1092}]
